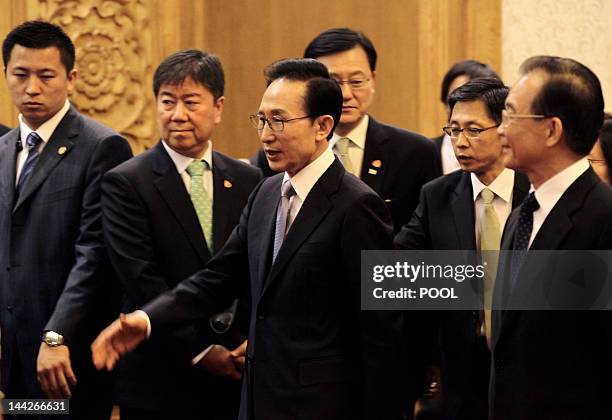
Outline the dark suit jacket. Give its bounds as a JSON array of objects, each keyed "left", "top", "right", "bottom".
[
  {"left": 431, "top": 134, "right": 444, "bottom": 175},
  {"left": 490, "top": 168, "right": 612, "bottom": 420},
  {"left": 394, "top": 170, "right": 529, "bottom": 420},
  {"left": 101, "top": 141, "right": 261, "bottom": 413},
  {"left": 0, "top": 107, "right": 132, "bottom": 408},
  {"left": 0, "top": 125, "right": 10, "bottom": 137},
  {"left": 251, "top": 117, "right": 440, "bottom": 233},
  {"left": 143, "top": 158, "right": 403, "bottom": 420}
]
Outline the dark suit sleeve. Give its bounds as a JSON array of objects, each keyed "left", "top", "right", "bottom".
[
  {"left": 393, "top": 187, "right": 433, "bottom": 250},
  {"left": 44, "top": 135, "right": 132, "bottom": 341},
  {"left": 341, "top": 191, "right": 403, "bottom": 419},
  {"left": 143, "top": 181, "right": 260, "bottom": 334},
  {"left": 101, "top": 169, "right": 221, "bottom": 358}
]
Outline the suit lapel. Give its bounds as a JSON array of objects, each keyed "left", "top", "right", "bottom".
[
  {"left": 13, "top": 109, "right": 77, "bottom": 212},
  {"left": 211, "top": 151, "right": 235, "bottom": 253},
  {"left": 360, "top": 117, "right": 387, "bottom": 194},
  {"left": 260, "top": 160, "right": 340, "bottom": 298},
  {"left": 495, "top": 168, "right": 598, "bottom": 346},
  {"left": 451, "top": 172, "right": 476, "bottom": 250},
  {"left": 0, "top": 130, "right": 19, "bottom": 211},
  {"left": 152, "top": 142, "right": 211, "bottom": 263},
  {"left": 252, "top": 176, "right": 282, "bottom": 301}
]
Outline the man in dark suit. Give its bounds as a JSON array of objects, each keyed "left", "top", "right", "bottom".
[
  {"left": 92, "top": 58, "right": 403, "bottom": 420},
  {"left": 253, "top": 28, "right": 440, "bottom": 233},
  {"left": 102, "top": 49, "right": 261, "bottom": 420},
  {"left": 491, "top": 56, "right": 612, "bottom": 419},
  {"left": 0, "top": 21, "right": 132, "bottom": 418},
  {"left": 433, "top": 60, "right": 500, "bottom": 175},
  {"left": 395, "top": 78, "right": 529, "bottom": 419}
]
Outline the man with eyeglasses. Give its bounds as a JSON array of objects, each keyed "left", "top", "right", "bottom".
[
  {"left": 252, "top": 28, "right": 440, "bottom": 234},
  {"left": 395, "top": 77, "right": 529, "bottom": 419},
  {"left": 90, "top": 58, "right": 403, "bottom": 420},
  {"left": 490, "top": 56, "right": 612, "bottom": 419}
]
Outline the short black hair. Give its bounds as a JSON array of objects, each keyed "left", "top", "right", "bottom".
[
  {"left": 440, "top": 60, "right": 500, "bottom": 104},
  {"left": 264, "top": 58, "right": 342, "bottom": 140},
  {"left": 598, "top": 114, "right": 612, "bottom": 183},
  {"left": 448, "top": 77, "right": 509, "bottom": 124},
  {"left": 304, "top": 27, "right": 377, "bottom": 71},
  {"left": 3, "top": 20, "right": 75, "bottom": 73},
  {"left": 153, "top": 49, "right": 224, "bottom": 100},
  {"left": 520, "top": 55, "right": 604, "bottom": 156}
]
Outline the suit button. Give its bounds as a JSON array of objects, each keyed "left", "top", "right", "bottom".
[
  {"left": 6, "top": 306, "right": 13, "bottom": 312},
  {"left": 257, "top": 312, "right": 265, "bottom": 320},
  {"left": 5, "top": 266, "right": 9, "bottom": 271}
]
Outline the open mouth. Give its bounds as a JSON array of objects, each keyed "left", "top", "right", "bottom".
[{"left": 264, "top": 149, "right": 281, "bottom": 160}]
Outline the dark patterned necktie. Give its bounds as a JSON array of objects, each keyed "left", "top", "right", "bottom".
[
  {"left": 15, "top": 132, "right": 43, "bottom": 198},
  {"left": 509, "top": 192, "right": 540, "bottom": 291}
]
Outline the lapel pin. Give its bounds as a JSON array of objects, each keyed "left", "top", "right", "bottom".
[
  {"left": 223, "top": 179, "right": 233, "bottom": 189},
  {"left": 368, "top": 168, "right": 378, "bottom": 175},
  {"left": 371, "top": 159, "right": 382, "bottom": 168},
  {"left": 58, "top": 146, "right": 67, "bottom": 155}
]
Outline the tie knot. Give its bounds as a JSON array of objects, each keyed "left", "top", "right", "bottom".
[
  {"left": 521, "top": 192, "right": 540, "bottom": 214},
  {"left": 281, "top": 180, "right": 295, "bottom": 198},
  {"left": 336, "top": 137, "right": 351, "bottom": 155},
  {"left": 26, "top": 132, "right": 42, "bottom": 150},
  {"left": 186, "top": 160, "right": 208, "bottom": 177},
  {"left": 480, "top": 188, "right": 495, "bottom": 205}
]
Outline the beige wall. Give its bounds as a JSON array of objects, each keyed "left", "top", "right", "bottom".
[
  {"left": 502, "top": 0, "right": 612, "bottom": 113},
  {"left": 0, "top": 0, "right": 501, "bottom": 156}
]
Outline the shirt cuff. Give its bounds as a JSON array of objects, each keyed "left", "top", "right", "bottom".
[
  {"left": 191, "top": 345, "right": 215, "bottom": 366},
  {"left": 133, "top": 310, "right": 152, "bottom": 338}
]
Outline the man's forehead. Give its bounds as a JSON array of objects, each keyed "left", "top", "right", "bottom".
[
  {"left": 158, "top": 78, "right": 209, "bottom": 96},
  {"left": 316, "top": 46, "right": 372, "bottom": 75},
  {"left": 508, "top": 71, "right": 547, "bottom": 108},
  {"left": 450, "top": 99, "right": 490, "bottom": 123},
  {"left": 259, "top": 78, "right": 306, "bottom": 113}
]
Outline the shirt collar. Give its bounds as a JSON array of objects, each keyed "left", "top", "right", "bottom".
[
  {"left": 532, "top": 157, "right": 589, "bottom": 215},
  {"left": 471, "top": 168, "right": 515, "bottom": 203},
  {"left": 19, "top": 100, "right": 71, "bottom": 145},
  {"left": 161, "top": 139, "right": 214, "bottom": 174},
  {"left": 330, "top": 114, "right": 369, "bottom": 150},
  {"left": 283, "top": 147, "right": 335, "bottom": 202}
]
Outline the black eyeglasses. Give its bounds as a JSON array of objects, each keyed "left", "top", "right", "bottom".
[
  {"left": 249, "top": 114, "right": 312, "bottom": 132},
  {"left": 443, "top": 125, "right": 499, "bottom": 140}
]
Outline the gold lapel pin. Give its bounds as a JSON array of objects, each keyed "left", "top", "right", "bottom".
[
  {"left": 368, "top": 168, "right": 378, "bottom": 175},
  {"left": 371, "top": 159, "right": 382, "bottom": 168},
  {"left": 58, "top": 146, "right": 67, "bottom": 155},
  {"left": 223, "top": 179, "right": 233, "bottom": 189}
]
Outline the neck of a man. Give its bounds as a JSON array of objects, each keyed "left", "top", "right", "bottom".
[
  {"left": 475, "top": 162, "right": 506, "bottom": 186},
  {"left": 335, "top": 117, "right": 365, "bottom": 137},
  {"left": 528, "top": 149, "right": 583, "bottom": 189}
]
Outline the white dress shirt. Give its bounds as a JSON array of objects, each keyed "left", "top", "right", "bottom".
[
  {"left": 282, "top": 147, "right": 336, "bottom": 228},
  {"left": 471, "top": 168, "right": 515, "bottom": 246},
  {"left": 329, "top": 115, "right": 368, "bottom": 178},
  {"left": 15, "top": 100, "right": 71, "bottom": 184},
  {"left": 529, "top": 158, "right": 589, "bottom": 247}
]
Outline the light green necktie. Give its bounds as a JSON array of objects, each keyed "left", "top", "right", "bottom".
[
  {"left": 186, "top": 160, "right": 213, "bottom": 252},
  {"left": 479, "top": 187, "right": 501, "bottom": 349},
  {"left": 335, "top": 137, "right": 355, "bottom": 175}
]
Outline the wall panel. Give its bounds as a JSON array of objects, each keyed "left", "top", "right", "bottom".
[{"left": 0, "top": 0, "right": 501, "bottom": 157}]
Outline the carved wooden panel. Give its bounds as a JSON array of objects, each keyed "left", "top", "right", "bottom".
[{"left": 37, "top": 0, "right": 155, "bottom": 153}]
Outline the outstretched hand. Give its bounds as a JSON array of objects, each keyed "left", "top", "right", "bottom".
[{"left": 91, "top": 312, "right": 148, "bottom": 371}]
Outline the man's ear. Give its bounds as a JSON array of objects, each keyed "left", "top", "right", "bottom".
[
  {"left": 544, "top": 116, "right": 564, "bottom": 148},
  {"left": 315, "top": 115, "right": 335, "bottom": 141}
]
